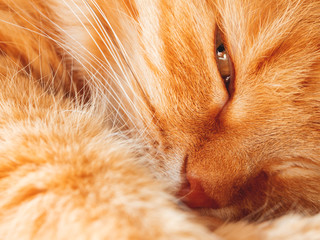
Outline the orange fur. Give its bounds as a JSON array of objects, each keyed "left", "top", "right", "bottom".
[
  {"left": 134, "top": 0, "right": 320, "bottom": 220},
  {"left": 0, "top": 0, "right": 319, "bottom": 239}
]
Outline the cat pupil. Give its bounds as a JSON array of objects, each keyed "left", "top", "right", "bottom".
[{"left": 217, "top": 44, "right": 225, "bottom": 55}]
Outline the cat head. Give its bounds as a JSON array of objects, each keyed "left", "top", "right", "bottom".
[
  {"left": 84, "top": 0, "right": 320, "bottom": 220},
  {"left": 127, "top": 0, "right": 320, "bottom": 220}
]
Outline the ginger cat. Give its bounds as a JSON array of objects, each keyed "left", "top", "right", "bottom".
[{"left": 0, "top": 0, "right": 319, "bottom": 239}]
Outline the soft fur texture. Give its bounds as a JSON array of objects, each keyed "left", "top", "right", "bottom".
[{"left": 0, "top": 0, "right": 319, "bottom": 239}]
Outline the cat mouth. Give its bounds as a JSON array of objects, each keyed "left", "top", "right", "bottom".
[{"left": 177, "top": 184, "right": 245, "bottom": 221}]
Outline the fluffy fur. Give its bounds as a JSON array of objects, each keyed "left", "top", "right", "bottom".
[{"left": 0, "top": 0, "right": 319, "bottom": 239}]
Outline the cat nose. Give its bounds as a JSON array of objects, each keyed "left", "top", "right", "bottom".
[{"left": 179, "top": 175, "right": 219, "bottom": 209}]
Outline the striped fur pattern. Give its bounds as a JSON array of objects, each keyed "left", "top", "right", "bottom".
[{"left": 0, "top": 0, "right": 319, "bottom": 239}]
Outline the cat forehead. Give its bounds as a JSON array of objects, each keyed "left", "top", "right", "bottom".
[
  {"left": 134, "top": 0, "right": 320, "bottom": 127},
  {"left": 136, "top": 0, "right": 224, "bottom": 104},
  {"left": 137, "top": 0, "right": 217, "bottom": 67}
]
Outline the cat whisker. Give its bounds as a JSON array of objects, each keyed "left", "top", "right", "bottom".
[
  {"left": 83, "top": 0, "right": 152, "bottom": 120},
  {"left": 62, "top": 0, "right": 150, "bottom": 129},
  {"left": 0, "top": 9, "right": 140, "bottom": 129}
]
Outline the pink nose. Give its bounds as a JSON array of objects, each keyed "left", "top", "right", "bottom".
[{"left": 179, "top": 175, "right": 219, "bottom": 209}]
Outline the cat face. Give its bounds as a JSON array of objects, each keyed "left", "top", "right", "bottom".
[{"left": 122, "top": 0, "right": 320, "bottom": 220}]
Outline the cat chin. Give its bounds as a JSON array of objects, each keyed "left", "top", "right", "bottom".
[{"left": 197, "top": 203, "right": 287, "bottom": 222}]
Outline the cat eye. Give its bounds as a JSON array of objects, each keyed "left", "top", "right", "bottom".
[{"left": 215, "top": 30, "right": 233, "bottom": 94}]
